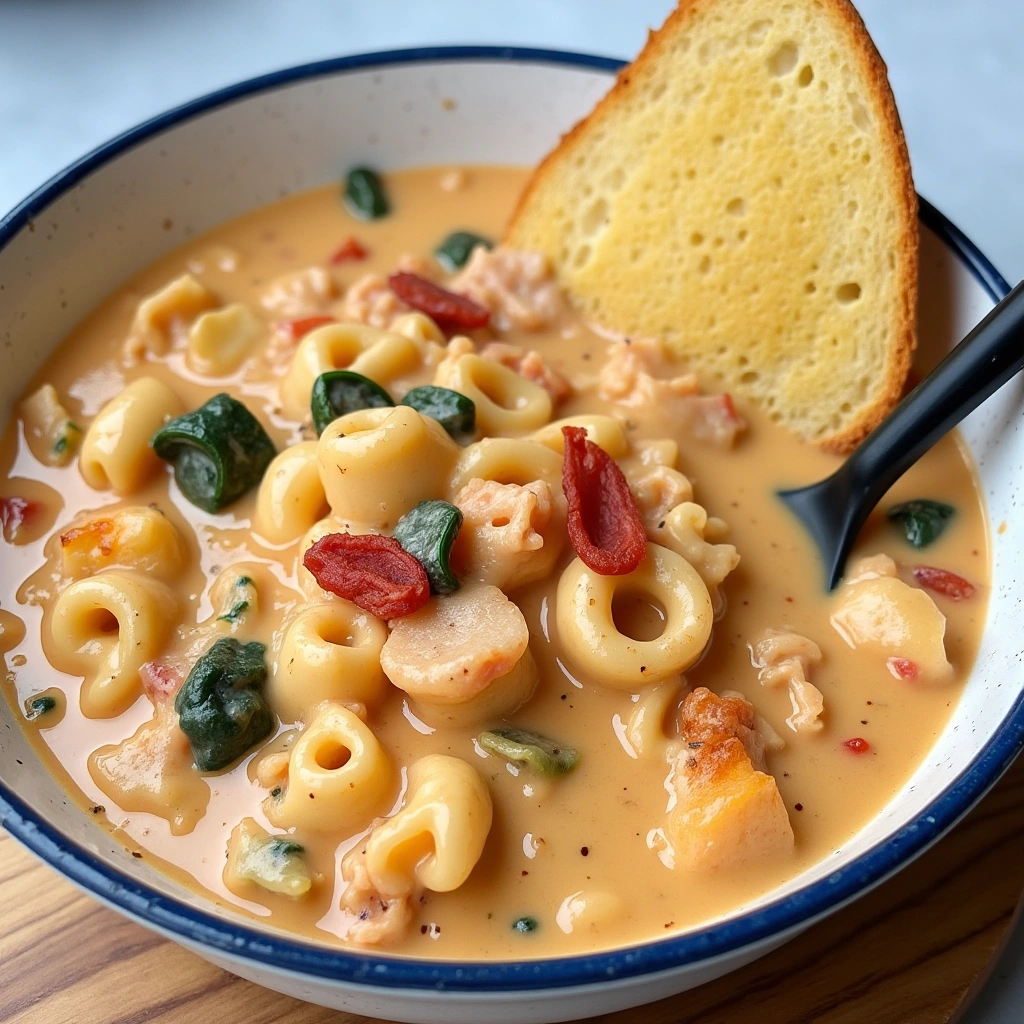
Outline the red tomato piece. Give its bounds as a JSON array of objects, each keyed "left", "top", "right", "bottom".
[
  {"left": 561, "top": 426, "right": 647, "bottom": 576},
  {"left": 912, "top": 565, "right": 976, "bottom": 601},
  {"left": 387, "top": 272, "right": 489, "bottom": 330},
  {"left": 1, "top": 496, "right": 41, "bottom": 544},
  {"left": 843, "top": 737, "right": 871, "bottom": 754},
  {"left": 887, "top": 657, "right": 920, "bottom": 681},
  {"left": 303, "top": 533, "right": 430, "bottom": 619},
  {"left": 329, "top": 237, "right": 369, "bottom": 264},
  {"left": 279, "top": 315, "right": 336, "bottom": 342},
  {"left": 140, "top": 661, "right": 182, "bottom": 700}
]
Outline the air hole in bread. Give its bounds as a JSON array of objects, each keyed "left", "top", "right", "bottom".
[
  {"left": 805, "top": 281, "right": 816, "bottom": 294},
  {"left": 738, "top": 229, "right": 748, "bottom": 241},
  {"left": 606, "top": 167, "right": 626, "bottom": 190},
  {"left": 690, "top": 232, "right": 704, "bottom": 246},
  {"left": 712, "top": 134, "right": 725, "bottom": 147},
  {"left": 573, "top": 245, "right": 592, "bottom": 269},
  {"left": 699, "top": 255, "right": 712, "bottom": 274},
  {"left": 581, "top": 198, "right": 609, "bottom": 237},
  {"left": 650, "top": 81, "right": 667, "bottom": 102},
  {"left": 726, "top": 198, "right": 746, "bottom": 216},
  {"left": 741, "top": 371, "right": 760, "bottom": 384},
  {"left": 836, "top": 283, "right": 861, "bottom": 303},
  {"left": 849, "top": 93, "right": 870, "bottom": 130},
  {"left": 840, "top": 402, "right": 852, "bottom": 413},
  {"left": 685, "top": 168, "right": 696, "bottom": 180},
  {"left": 848, "top": 201, "right": 858, "bottom": 217},
  {"left": 828, "top": 142, "right": 839, "bottom": 157},
  {"left": 770, "top": 82, "right": 783, "bottom": 98},
  {"left": 768, "top": 41, "right": 799, "bottom": 77},
  {"left": 747, "top": 20, "right": 772, "bottom": 46},
  {"left": 798, "top": 65, "right": 814, "bottom": 87}
]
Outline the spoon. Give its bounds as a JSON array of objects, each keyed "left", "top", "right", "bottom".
[{"left": 778, "top": 277, "right": 1024, "bottom": 590}]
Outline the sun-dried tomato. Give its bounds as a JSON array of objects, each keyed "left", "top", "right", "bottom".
[
  {"left": 887, "top": 657, "right": 920, "bottom": 681},
  {"left": 912, "top": 565, "right": 975, "bottom": 601},
  {"left": 1, "top": 496, "right": 41, "bottom": 543},
  {"left": 329, "top": 237, "right": 369, "bottom": 264},
  {"left": 843, "top": 737, "right": 871, "bottom": 754},
  {"left": 561, "top": 426, "right": 647, "bottom": 576},
  {"left": 387, "top": 272, "right": 489, "bottom": 330},
  {"left": 279, "top": 315, "right": 336, "bottom": 342},
  {"left": 304, "top": 532, "right": 430, "bottom": 619}
]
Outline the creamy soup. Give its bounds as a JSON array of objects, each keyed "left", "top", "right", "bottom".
[{"left": 0, "top": 166, "right": 988, "bottom": 959}]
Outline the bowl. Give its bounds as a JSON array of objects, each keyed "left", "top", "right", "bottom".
[{"left": 0, "top": 47, "right": 1022, "bottom": 1024}]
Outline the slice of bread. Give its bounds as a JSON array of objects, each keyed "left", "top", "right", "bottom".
[{"left": 506, "top": 0, "right": 917, "bottom": 452}]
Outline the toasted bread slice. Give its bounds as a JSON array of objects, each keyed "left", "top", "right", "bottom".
[{"left": 506, "top": 0, "right": 917, "bottom": 451}]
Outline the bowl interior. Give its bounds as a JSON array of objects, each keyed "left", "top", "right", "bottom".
[{"left": 0, "top": 51, "right": 1021, "bottom": 986}]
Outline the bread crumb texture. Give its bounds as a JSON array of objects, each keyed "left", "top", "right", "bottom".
[{"left": 507, "top": 0, "right": 917, "bottom": 451}]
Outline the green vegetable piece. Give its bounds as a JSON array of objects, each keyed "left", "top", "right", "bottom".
[
  {"left": 311, "top": 370, "right": 394, "bottom": 435},
  {"left": 512, "top": 916, "right": 538, "bottom": 934},
  {"left": 434, "top": 231, "right": 493, "bottom": 272},
  {"left": 175, "top": 638, "right": 274, "bottom": 772},
  {"left": 393, "top": 499, "right": 463, "bottom": 595},
  {"left": 401, "top": 385, "right": 475, "bottom": 444},
  {"left": 151, "top": 393, "right": 276, "bottom": 514},
  {"left": 25, "top": 694, "right": 57, "bottom": 720},
  {"left": 218, "top": 575, "right": 256, "bottom": 624},
  {"left": 886, "top": 499, "right": 956, "bottom": 549},
  {"left": 231, "top": 821, "right": 311, "bottom": 897},
  {"left": 478, "top": 727, "right": 580, "bottom": 776},
  {"left": 51, "top": 421, "right": 82, "bottom": 463},
  {"left": 344, "top": 167, "right": 389, "bottom": 220}
]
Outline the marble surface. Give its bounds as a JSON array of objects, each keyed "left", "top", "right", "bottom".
[{"left": 0, "top": 1, "right": 1021, "bottom": 1020}]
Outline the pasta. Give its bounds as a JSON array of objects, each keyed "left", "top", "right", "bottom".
[
  {"left": 265, "top": 701, "right": 393, "bottom": 831},
  {"left": 269, "top": 602, "right": 388, "bottom": 722},
  {"left": 448, "top": 437, "right": 563, "bottom": 497},
  {"left": 187, "top": 302, "right": 264, "bottom": 376},
  {"left": 79, "top": 377, "right": 184, "bottom": 493},
  {"left": 435, "top": 353, "right": 552, "bottom": 436},
  {"left": 19, "top": 384, "right": 81, "bottom": 467},
  {"left": 555, "top": 543, "right": 713, "bottom": 689},
  {"left": 49, "top": 570, "right": 178, "bottom": 718},
  {"left": 58, "top": 506, "right": 186, "bottom": 581},
  {"left": 124, "top": 273, "right": 217, "bottom": 362},
  {"left": 530, "top": 414, "right": 629, "bottom": 459},
  {"left": 318, "top": 406, "right": 459, "bottom": 529},
  {"left": 254, "top": 442, "right": 328, "bottom": 544}
]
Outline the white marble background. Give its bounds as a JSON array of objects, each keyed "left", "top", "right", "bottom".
[{"left": 0, "top": 0, "right": 1021, "bottom": 1019}]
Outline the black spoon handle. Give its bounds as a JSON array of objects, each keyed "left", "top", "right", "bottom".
[{"left": 842, "top": 277, "right": 1024, "bottom": 516}]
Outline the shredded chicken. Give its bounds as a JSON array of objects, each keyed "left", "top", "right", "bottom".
[
  {"left": 657, "top": 501, "right": 740, "bottom": 595},
  {"left": 480, "top": 341, "right": 572, "bottom": 404},
  {"left": 254, "top": 749, "right": 291, "bottom": 790},
  {"left": 625, "top": 464, "right": 695, "bottom": 533},
  {"left": 449, "top": 246, "right": 564, "bottom": 331},
  {"left": 259, "top": 266, "right": 338, "bottom": 318},
  {"left": 750, "top": 628, "right": 825, "bottom": 734},
  {"left": 338, "top": 836, "right": 415, "bottom": 946},
  {"left": 677, "top": 394, "right": 747, "bottom": 448},
  {"left": 340, "top": 273, "right": 412, "bottom": 329}
]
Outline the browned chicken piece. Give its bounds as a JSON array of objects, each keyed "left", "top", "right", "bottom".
[
  {"left": 338, "top": 835, "right": 415, "bottom": 946},
  {"left": 751, "top": 628, "right": 825, "bottom": 734}
]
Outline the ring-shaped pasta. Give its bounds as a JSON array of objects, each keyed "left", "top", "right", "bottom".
[
  {"left": 530, "top": 414, "right": 630, "bottom": 459},
  {"left": 49, "top": 570, "right": 178, "bottom": 718},
  {"left": 363, "top": 754, "right": 492, "bottom": 898},
  {"left": 269, "top": 603, "right": 388, "bottom": 723},
  {"left": 435, "top": 353, "right": 552, "bottom": 436},
  {"left": 555, "top": 542, "right": 713, "bottom": 689},
  {"left": 265, "top": 701, "right": 393, "bottom": 832},
  {"left": 279, "top": 322, "right": 390, "bottom": 419},
  {"left": 448, "top": 437, "right": 564, "bottom": 502},
  {"left": 318, "top": 406, "right": 459, "bottom": 530},
  {"left": 390, "top": 311, "right": 446, "bottom": 348},
  {"left": 254, "top": 442, "right": 328, "bottom": 544},
  {"left": 348, "top": 334, "right": 422, "bottom": 387},
  {"left": 79, "top": 378, "right": 185, "bottom": 493}
]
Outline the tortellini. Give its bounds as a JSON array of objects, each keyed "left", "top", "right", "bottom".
[
  {"left": 530, "top": 414, "right": 629, "bottom": 459},
  {"left": 254, "top": 441, "right": 328, "bottom": 544},
  {"left": 58, "top": 506, "right": 186, "bottom": 581},
  {"left": 79, "top": 377, "right": 184, "bottom": 493},
  {"left": 20, "top": 383, "right": 81, "bottom": 467},
  {"left": 124, "top": 273, "right": 217, "bottom": 361},
  {"left": 448, "top": 437, "right": 563, "bottom": 498},
  {"left": 265, "top": 701, "right": 393, "bottom": 831},
  {"left": 49, "top": 570, "right": 178, "bottom": 718},
  {"left": 556, "top": 542, "right": 713, "bottom": 690},
  {"left": 269, "top": 602, "right": 388, "bottom": 723},
  {"left": 187, "top": 302, "right": 263, "bottom": 376}
]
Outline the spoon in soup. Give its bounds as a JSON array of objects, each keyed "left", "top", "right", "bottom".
[{"left": 779, "top": 277, "right": 1024, "bottom": 590}]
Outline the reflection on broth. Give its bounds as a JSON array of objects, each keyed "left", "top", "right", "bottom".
[{"left": 0, "top": 166, "right": 988, "bottom": 959}]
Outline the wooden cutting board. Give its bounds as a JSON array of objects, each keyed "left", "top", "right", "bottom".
[{"left": 2, "top": 751, "right": 1022, "bottom": 1024}]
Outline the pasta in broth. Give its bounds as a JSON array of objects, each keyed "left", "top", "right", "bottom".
[{"left": 0, "top": 166, "right": 989, "bottom": 959}]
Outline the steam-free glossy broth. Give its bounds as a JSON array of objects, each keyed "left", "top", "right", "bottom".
[{"left": 0, "top": 166, "right": 988, "bottom": 958}]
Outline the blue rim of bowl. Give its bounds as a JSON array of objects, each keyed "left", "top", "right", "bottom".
[{"left": 0, "top": 46, "right": 1018, "bottom": 993}]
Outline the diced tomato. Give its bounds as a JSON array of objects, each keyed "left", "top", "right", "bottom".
[
  {"left": 1, "top": 496, "right": 42, "bottom": 544},
  {"left": 887, "top": 657, "right": 920, "bottom": 681},
  {"left": 278, "top": 315, "right": 336, "bottom": 342},
  {"left": 912, "top": 565, "right": 976, "bottom": 601},
  {"left": 304, "top": 532, "right": 430, "bottom": 619},
  {"left": 843, "top": 737, "right": 871, "bottom": 754},
  {"left": 561, "top": 426, "right": 647, "bottom": 576},
  {"left": 387, "top": 272, "right": 489, "bottom": 330},
  {"left": 329, "top": 237, "right": 369, "bottom": 264},
  {"left": 140, "top": 661, "right": 182, "bottom": 700}
]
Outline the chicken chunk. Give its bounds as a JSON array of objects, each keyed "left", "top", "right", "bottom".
[
  {"left": 338, "top": 835, "right": 414, "bottom": 946},
  {"left": 624, "top": 463, "right": 694, "bottom": 533},
  {"left": 449, "top": 246, "right": 565, "bottom": 331},
  {"left": 260, "top": 266, "right": 338, "bottom": 318},
  {"left": 750, "top": 628, "right": 825, "bottom": 734},
  {"left": 340, "top": 273, "right": 412, "bottom": 329},
  {"left": 668, "top": 687, "right": 794, "bottom": 871},
  {"left": 480, "top": 342, "right": 572, "bottom": 404}
]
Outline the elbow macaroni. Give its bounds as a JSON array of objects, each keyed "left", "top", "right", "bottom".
[
  {"left": 79, "top": 377, "right": 184, "bottom": 493},
  {"left": 255, "top": 442, "right": 328, "bottom": 544},
  {"left": 269, "top": 602, "right": 388, "bottom": 723},
  {"left": 363, "top": 754, "right": 492, "bottom": 898},
  {"left": 265, "top": 701, "right": 393, "bottom": 831},
  {"left": 49, "top": 570, "right": 178, "bottom": 718}
]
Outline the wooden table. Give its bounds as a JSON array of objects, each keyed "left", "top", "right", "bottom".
[{"left": 3, "top": 753, "right": 1023, "bottom": 1024}]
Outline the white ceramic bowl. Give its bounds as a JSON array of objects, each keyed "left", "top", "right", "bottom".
[{"left": 0, "top": 48, "right": 1021, "bottom": 1024}]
